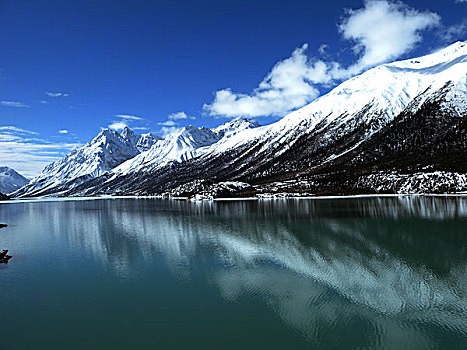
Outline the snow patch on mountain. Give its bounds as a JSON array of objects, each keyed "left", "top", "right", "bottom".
[{"left": 356, "top": 171, "right": 467, "bottom": 194}]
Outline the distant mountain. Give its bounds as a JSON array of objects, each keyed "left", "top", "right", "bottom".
[
  {"left": 13, "top": 127, "right": 159, "bottom": 197},
  {"left": 0, "top": 167, "right": 29, "bottom": 195},
  {"left": 13, "top": 41, "right": 467, "bottom": 198}
]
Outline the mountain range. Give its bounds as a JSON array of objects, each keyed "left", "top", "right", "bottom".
[{"left": 13, "top": 41, "right": 467, "bottom": 198}]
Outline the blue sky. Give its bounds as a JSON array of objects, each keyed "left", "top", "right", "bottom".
[{"left": 1, "top": 0, "right": 466, "bottom": 177}]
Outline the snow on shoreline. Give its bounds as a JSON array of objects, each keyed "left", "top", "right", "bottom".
[{"left": 2, "top": 192, "right": 467, "bottom": 205}]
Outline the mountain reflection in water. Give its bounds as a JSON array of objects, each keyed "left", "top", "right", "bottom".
[{"left": 3, "top": 196, "right": 467, "bottom": 348}]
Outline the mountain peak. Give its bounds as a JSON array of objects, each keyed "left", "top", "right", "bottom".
[
  {"left": 137, "top": 132, "right": 160, "bottom": 152},
  {"left": 0, "top": 166, "right": 29, "bottom": 194},
  {"left": 120, "top": 126, "right": 135, "bottom": 139},
  {"left": 96, "top": 128, "right": 120, "bottom": 141},
  {"left": 212, "top": 116, "right": 260, "bottom": 137}
]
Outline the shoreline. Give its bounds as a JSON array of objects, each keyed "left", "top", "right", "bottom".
[{"left": 2, "top": 192, "right": 467, "bottom": 204}]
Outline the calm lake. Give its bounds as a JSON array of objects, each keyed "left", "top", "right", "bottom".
[{"left": 1, "top": 197, "right": 467, "bottom": 349}]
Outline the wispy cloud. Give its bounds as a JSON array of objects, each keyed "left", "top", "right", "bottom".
[
  {"left": 115, "top": 114, "right": 144, "bottom": 121},
  {"left": 204, "top": 0, "right": 441, "bottom": 118},
  {"left": 1, "top": 100, "right": 30, "bottom": 108},
  {"left": 0, "top": 125, "right": 80, "bottom": 177},
  {"left": 45, "top": 91, "right": 69, "bottom": 97},
  {"left": 0, "top": 126, "right": 38, "bottom": 135},
  {"left": 318, "top": 44, "right": 328, "bottom": 55},
  {"left": 438, "top": 19, "right": 467, "bottom": 42},
  {"left": 156, "top": 111, "right": 196, "bottom": 135},
  {"left": 158, "top": 120, "right": 177, "bottom": 127},
  {"left": 168, "top": 111, "right": 196, "bottom": 120},
  {"left": 132, "top": 126, "right": 150, "bottom": 131},
  {"left": 58, "top": 129, "right": 69, "bottom": 134},
  {"left": 107, "top": 113, "right": 147, "bottom": 131},
  {"left": 160, "top": 126, "right": 182, "bottom": 137},
  {"left": 108, "top": 122, "right": 128, "bottom": 131}
]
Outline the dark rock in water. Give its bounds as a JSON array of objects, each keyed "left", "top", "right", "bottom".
[
  {"left": 0, "top": 249, "right": 12, "bottom": 263},
  {"left": 0, "top": 255, "right": 12, "bottom": 263},
  {"left": 0, "top": 192, "right": 10, "bottom": 200},
  {"left": 0, "top": 226, "right": 12, "bottom": 264}
]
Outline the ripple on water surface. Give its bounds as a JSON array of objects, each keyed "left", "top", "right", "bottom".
[{"left": 0, "top": 196, "right": 467, "bottom": 349}]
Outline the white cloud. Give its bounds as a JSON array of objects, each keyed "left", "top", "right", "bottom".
[
  {"left": 156, "top": 112, "right": 196, "bottom": 135},
  {"left": 1, "top": 100, "right": 30, "bottom": 108},
  {"left": 0, "top": 126, "right": 38, "bottom": 135},
  {"left": 45, "top": 92, "right": 69, "bottom": 97},
  {"left": 158, "top": 120, "right": 177, "bottom": 127},
  {"left": 455, "top": 0, "right": 467, "bottom": 3},
  {"left": 58, "top": 129, "right": 69, "bottom": 134},
  {"left": 168, "top": 112, "right": 196, "bottom": 120},
  {"left": 204, "top": 0, "right": 440, "bottom": 118},
  {"left": 39, "top": 100, "right": 48, "bottom": 104},
  {"left": 115, "top": 114, "right": 144, "bottom": 121},
  {"left": 107, "top": 113, "right": 147, "bottom": 131},
  {"left": 160, "top": 126, "right": 182, "bottom": 137},
  {"left": 338, "top": 0, "right": 440, "bottom": 73},
  {"left": 318, "top": 44, "right": 328, "bottom": 55},
  {"left": 204, "top": 45, "right": 326, "bottom": 117},
  {"left": 132, "top": 126, "right": 150, "bottom": 131},
  {"left": 108, "top": 122, "right": 128, "bottom": 131},
  {"left": 0, "top": 126, "right": 80, "bottom": 177}
]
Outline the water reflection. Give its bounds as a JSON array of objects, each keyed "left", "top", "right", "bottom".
[{"left": 4, "top": 196, "right": 467, "bottom": 347}]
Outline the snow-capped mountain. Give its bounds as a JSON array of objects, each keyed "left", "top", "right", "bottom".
[
  {"left": 112, "top": 117, "right": 260, "bottom": 177},
  {"left": 68, "top": 40, "right": 464, "bottom": 197},
  {"left": 197, "top": 41, "right": 467, "bottom": 168},
  {"left": 13, "top": 41, "right": 467, "bottom": 197},
  {"left": 112, "top": 126, "right": 219, "bottom": 177},
  {"left": 0, "top": 167, "right": 29, "bottom": 195},
  {"left": 13, "top": 127, "right": 158, "bottom": 197}
]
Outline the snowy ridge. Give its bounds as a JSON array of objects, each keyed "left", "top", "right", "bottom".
[
  {"left": 202, "top": 41, "right": 467, "bottom": 161},
  {"left": 14, "top": 127, "right": 158, "bottom": 197},
  {"left": 112, "top": 117, "right": 260, "bottom": 176},
  {"left": 212, "top": 117, "right": 260, "bottom": 137},
  {"left": 0, "top": 166, "right": 29, "bottom": 194}
]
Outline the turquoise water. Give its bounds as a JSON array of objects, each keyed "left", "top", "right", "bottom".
[{"left": 1, "top": 197, "right": 467, "bottom": 349}]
